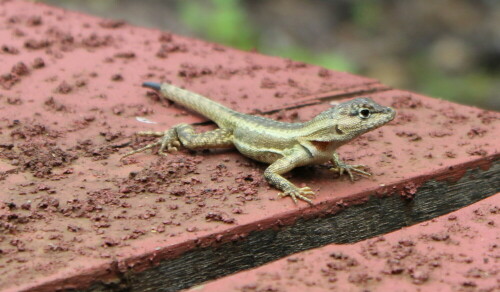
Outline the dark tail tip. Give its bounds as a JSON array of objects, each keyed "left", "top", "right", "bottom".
[{"left": 142, "top": 82, "right": 161, "bottom": 91}]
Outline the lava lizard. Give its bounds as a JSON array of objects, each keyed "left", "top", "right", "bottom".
[{"left": 123, "top": 82, "right": 396, "bottom": 204}]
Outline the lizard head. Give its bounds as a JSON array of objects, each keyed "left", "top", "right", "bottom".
[{"left": 307, "top": 97, "right": 396, "bottom": 142}]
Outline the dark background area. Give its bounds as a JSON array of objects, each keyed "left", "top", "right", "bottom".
[{"left": 41, "top": 0, "right": 500, "bottom": 110}]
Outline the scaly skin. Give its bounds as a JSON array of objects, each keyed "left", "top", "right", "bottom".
[{"left": 124, "top": 82, "right": 396, "bottom": 204}]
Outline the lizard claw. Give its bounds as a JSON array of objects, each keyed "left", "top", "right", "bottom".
[
  {"left": 330, "top": 164, "right": 371, "bottom": 181},
  {"left": 278, "top": 186, "right": 315, "bottom": 205},
  {"left": 122, "top": 139, "right": 162, "bottom": 159},
  {"left": 122, "top": 129, "right": 180, "bottom": 158}
]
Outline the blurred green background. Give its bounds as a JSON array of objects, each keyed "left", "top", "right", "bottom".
[{"left": 41, "top": 0, "right": 500, "bottom": 110}]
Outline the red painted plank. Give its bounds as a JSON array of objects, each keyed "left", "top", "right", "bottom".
[
  {"left": 0, "top": 1, "right": 383, "bottom": 126},
  {"left": 0, "top": 1, "right": 498, "bottom": 292},
  {"left": 191, "top": 194, "right": 499, "bottom": 292}
]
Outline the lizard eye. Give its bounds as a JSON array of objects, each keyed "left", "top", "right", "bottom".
[{"left": 359, "top": 108, "right": 371, "bottom": 119}]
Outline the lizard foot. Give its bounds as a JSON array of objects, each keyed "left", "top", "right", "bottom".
[
  {"left": 122, "top": 129, "right": 181, "bottom": 159},
  {"left": 329, "top": 163, "right": 371, "bottom": 181},
  {"left": 278, "top": 186, "right": 315, "bottom": 205}
]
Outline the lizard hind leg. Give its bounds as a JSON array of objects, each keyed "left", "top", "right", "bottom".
[
  {"left": 122, "top": 123, "right": 234, "bottom": 159},
  {"left": 175, "top": 124, "right": 234, "bottom": 150},
  {"left": 122, "top": 128, "right": 181, "bottom": 158}
]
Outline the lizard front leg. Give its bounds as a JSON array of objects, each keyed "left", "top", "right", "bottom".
[
  {"left": 123, "top": 123, "right": 233, "bottom": 158},
  {"left": 329, "top": 152, "right": 371, "bottom": 181},
  {"left": 264, "top": 146, "right": 316, "bottom": 204}
]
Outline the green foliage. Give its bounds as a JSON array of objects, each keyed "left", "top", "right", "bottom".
[
  {"left": 266, "top": 46, "right": 357, "bottom": 73},
  {"left": 409, "top": 54, "right": 494, "bottom": 106},
  {"left": 419, "top": 71, "right": 493, "bottom": 106},
  {"left": 178, "top": 1, "right": 356, "bottom": 72},
  {"left": 351, "top": 1, "right": 382, "bottom": 32},
  {"left": 179, "top": 0, "right": 256, "bottom": 50}
]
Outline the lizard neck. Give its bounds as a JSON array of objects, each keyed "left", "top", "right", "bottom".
[{"left": 298, "top": 116, "right": 342, "bottom": 142}]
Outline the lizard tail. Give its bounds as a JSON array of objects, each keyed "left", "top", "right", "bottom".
[
  {"left": 142, "top": 82, "right": 161, "bottom": 91},
  {"left": 142, "top": 82, "right": 238, "bottom": 128}
]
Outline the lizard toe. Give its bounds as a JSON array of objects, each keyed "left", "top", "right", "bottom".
[
  {"left": 122, "top": 139, "right": 162, "bottom": 159},
  {"left": 167, "top": 146, "right": 178, "bottom": 152},
  {"left": 278, "top": 187, "right": 315, "bottom": 205},
  {"left": 330, "top": 164, "right": 371, "bottom": 181}
]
